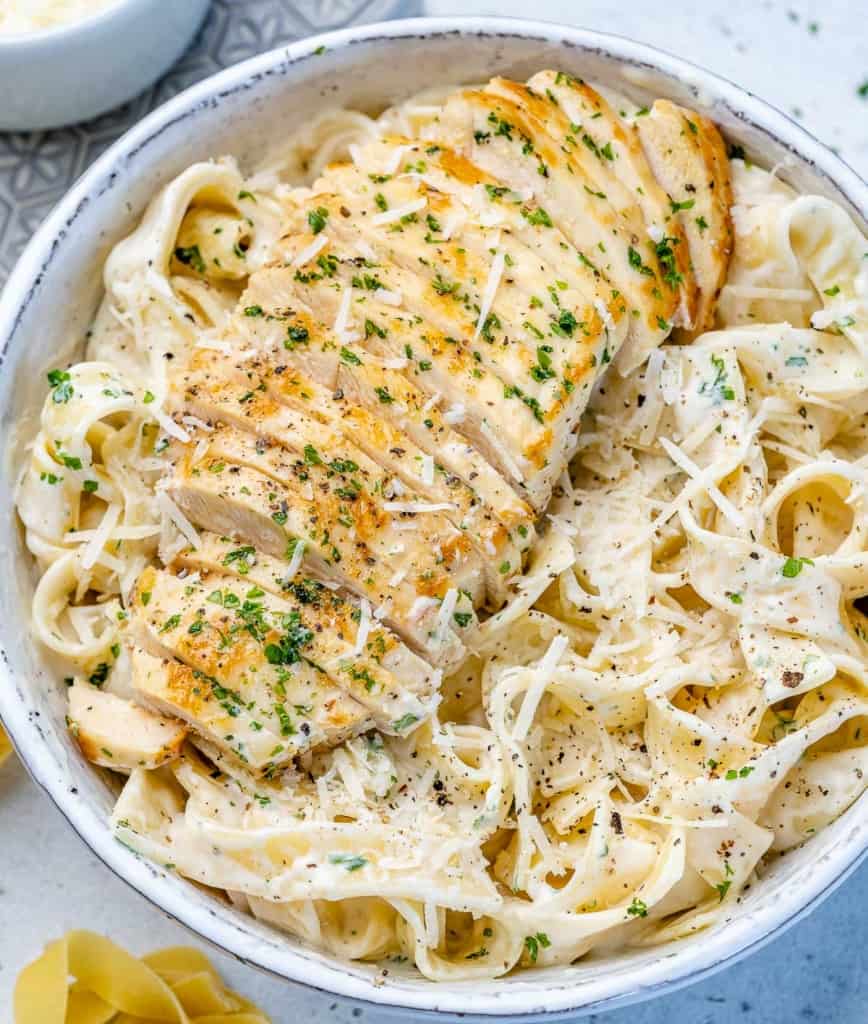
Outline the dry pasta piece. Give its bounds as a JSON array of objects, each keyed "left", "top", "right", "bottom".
[
  {"left": 13, "top": 930, "right": 270, "bottom": 1024},
  {"left": 0, "top": 723, "right": 11, "bottom": 766}
]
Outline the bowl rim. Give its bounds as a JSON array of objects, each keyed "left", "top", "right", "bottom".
[
  {"left": 0, "top": 0, "right": 157, "bottom": 47},
  {"left": 0, "top": 14, "right": 866, "bottom": 1018}
]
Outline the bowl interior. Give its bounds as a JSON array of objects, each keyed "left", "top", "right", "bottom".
[{"left": 0, "top": 20, "right": 866, "bottom": 1019}]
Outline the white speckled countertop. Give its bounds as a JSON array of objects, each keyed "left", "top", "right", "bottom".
[{"left": 0, "top": 0, "right": 865, "bottom": 1020}]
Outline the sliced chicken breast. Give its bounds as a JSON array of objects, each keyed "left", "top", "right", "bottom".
[
  {"left": 236, "top": 260, "right": 550, "bottom": 506},
  {"left": 118, "top": 71, "right": 734, "bottom": 767},
  {"left": 433, "top": 87, "right": 680, "bottom": 366},
  {"left": 171, "top": 531, "right": 442, "bottom": 697},
  {"left": 525, "top": 70, "right": 698, "bottom": 331},
  {"left": 134, "top": 563, "right": 436, "bottom": 731},
  {"left": 164, "top": 426, "right": 477, "bottom": 667},
  {"left": 633, "top": 98, "right": 734, "bottom": 336},
  {"left": 67, "top": 681, "right": 187, "bottom": 772},
  {"left": 171, "top": 348, "right": 528, "bottom": 606},
  {"left": 130, "top": 567, "right": 374, "bottom": 773}
]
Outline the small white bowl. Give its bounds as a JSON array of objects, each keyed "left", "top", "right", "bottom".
[
  {"left": 0, "top": 16, "right": 866, "bottom": 1020},
  {"left": 0, "top": 0, "right": 210, "bottom": 131}
]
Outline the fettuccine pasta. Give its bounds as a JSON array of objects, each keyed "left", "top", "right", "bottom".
[
  {"left": 14, "top": 930, "right": 269, "bottom": 1023},
  {"left": 12, "top": 85, "right": 868, "bottom": 981}
]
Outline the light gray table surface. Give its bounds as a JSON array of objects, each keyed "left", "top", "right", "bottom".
[{"left": 1, "top": 0, "right": 866, "bottom": 1020}]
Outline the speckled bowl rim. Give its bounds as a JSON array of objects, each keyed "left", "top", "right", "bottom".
[{"left": 0, "top": 16, "right": 866, "bottom": 1020}]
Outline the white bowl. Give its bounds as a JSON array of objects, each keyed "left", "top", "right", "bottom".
[
  {"left": 0, "top": 16, "right": 866, "bottom": 1019},
  {"left": 0, "top": 0, "right": 210, "bottom": 131}
]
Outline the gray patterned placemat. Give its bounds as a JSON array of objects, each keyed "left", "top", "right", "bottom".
[{"left": 0, "top": 0, "right": 415, "bottom": 284}]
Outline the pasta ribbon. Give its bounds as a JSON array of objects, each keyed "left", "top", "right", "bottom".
[{"left": 13, "top": 931, "right": 270, "bottom": 1023}]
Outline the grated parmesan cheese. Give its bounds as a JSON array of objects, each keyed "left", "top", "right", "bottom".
[
  {"left": 151, "top": 408, "right": 190, "bottom": 443},
  {"left": 353, "top": 598, "right": 372, "bottom": 655},
  {"left": 659, "top": 437, "right": 747, "bottom": 531},
  {"left": 291, "top": 233, "right": 328, "bottom": 268},
  {"left": 434, "top": 588, "right": 459, "bottom": 645},
  {"left": 409, "top": 596, "right": 439, "bottom": 622},
  {"left": 371, "top": 197, "right": 428, "bottom": 227},
  {"left": 334, "top": 285, "right": 354, "bottom": 338},
  {"left": 513, "top": 634, "right": 570, "bottom": 741},
  {"left": 443, "top": 403, "right": 465, "bottom": 425},
  {"left": 80, "top": 502, "right": 121, "bottom": 571},
  {"left": 473, "top": 249, "right": 505, "bottom": 342},
  {"left": 383, "top": 501, "right": 457, "bottom": 514},
  {"left": 282, "top": 538, "right": 306, "bottom": 584},
  {"left": 156, "top": 490, "right": 201, "bottom": 549},
  {"left": 480, "top": 419, "right": 525, "bottom": 484}
]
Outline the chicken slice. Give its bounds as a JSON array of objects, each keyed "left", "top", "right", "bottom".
[
  {"left": 347, "top": 134, "right": 629, "bottom": 342},
  {"left": 133, "top": 565, "right": 435, "bottom": 732},
  {"left": 633, "top": 99, "right": 734, "bottom": 336},
  {"left": 165, "top": 427, "right": 476, "bottom": 666},
  {"left": 172, "top": 347, "right": 528, "bottom": 607},
  {"left": 331, "top": 359, "right": 536, "bottom": 547},
  {"left": 276, "top": 211, "right": 589, "bottom": 434},
  {"left": 67, "top": 681, "right": 186, "bottom": 772},
  {"left": 171, "top": 531, "right": 441, "bottom": 697},
  {"left": 525, "top": 70, "right": 698, "bottom": 330},
  {"left": 239, "top": 254, "right": 560, "bottom": 509},
  {"left": 237, "top": 259, "right": 544, "bottom": 498},
  {"left": 433, "top": 86, "right": 679, "bottom": 368},
  {"left": 291, "top": 171, "right": 609, "bottom": 395},
  {"left": 128, "top": 639, "right": 365, "bottom": 778}
]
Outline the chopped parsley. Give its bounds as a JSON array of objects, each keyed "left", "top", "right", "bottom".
[
  {"left": 700, "top": 354, "right": 736, "bottom": 403},
  {"left": 531, "top": 345, "right": 556, "bottom": 382},
  {"left": 285, "top": 325, "right": 310, "bottom": 348},
  {"left": 264, "top": 611, "right": 313, "bottom": 666},
  {"left": 47, "top": 368, "right": 74, "bottom": 403},
  {"left": 364, "top": 318, "right": 386, "bottom": 339},
  {"left": 782, "top": 555, "right": 813, "bottom": 578},
  {"left": 669, "top": 198, "right": 695, "bottom": 213},
  {"left": 329, "top": 852, "right": 367, "bottom": 871},
  {"left": 628, "top": 246, "right": 654, "bottom": 277},
  {"left": 307, "top": 206, "right": 329, "bottom": 234},
  {"left": 655, "top": 235, "right": 683, "bottom": 288},
  {"left": 626, "top": 897, "right": 648, "bottom": 918},
  {"left": 222, "top": 545, "right": 256, "bottom": 574},
  {"left": 174, "top": 245, "right": 205, "bottom": 274},
  {"left": 524, "top": 932, "right": 551, "bottom": 963},
  {"left": 432, "top": 272, "right": 459, "bottom": 297},
  {"left": 521, "top": 206, "right": 553, "bottom": 228}
]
